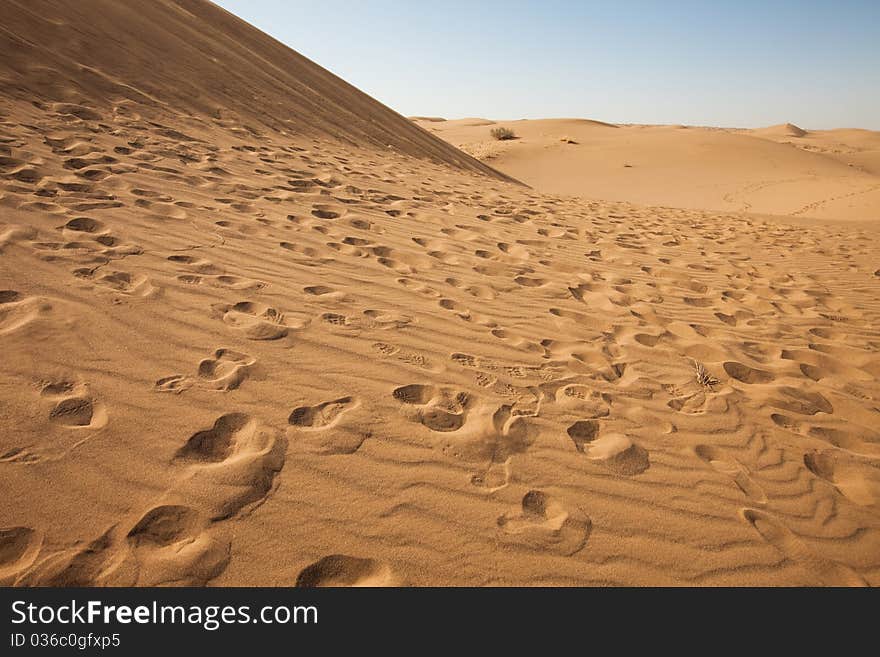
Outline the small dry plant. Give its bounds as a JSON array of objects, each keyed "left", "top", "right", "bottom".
[
  {"left": 490, "top": 126, "right": 516, "bottom": 140},
  {"left": 690, "top": 359, "right": 720, "bottom": 389}
]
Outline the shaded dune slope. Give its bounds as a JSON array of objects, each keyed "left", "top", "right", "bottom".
[{"left": 0, "top": 0, "right": 515, "bottom": 181}]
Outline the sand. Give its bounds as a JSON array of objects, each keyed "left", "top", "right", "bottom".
[
  {"left": 1, "top": 0, "right": 879, "bottom": 587},
  {"left": 415, "top": 118, "right": 880, "bottom": 221}
]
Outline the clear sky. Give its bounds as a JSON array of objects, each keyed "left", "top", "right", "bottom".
[{"left": 213, "top": 0, "right": 880, "bottom": 129}]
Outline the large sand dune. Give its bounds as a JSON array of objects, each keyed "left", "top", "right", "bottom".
[
  {"left": 416, "top": 117, "right": 880, "bottom": 220},
  {"left": 1, "top": 0, "right": 879, "bottom": 586}
]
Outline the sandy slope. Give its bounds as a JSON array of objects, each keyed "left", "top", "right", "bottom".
[
  {"left": 1, "top": 0, "right": 880, "bottom": 587},
  {"left": 415, "top": 118, "right": 880, "bottom": 220}
]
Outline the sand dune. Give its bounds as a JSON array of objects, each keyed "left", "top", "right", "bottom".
[
  {"left": 0, "top": 0, "right": 513, "bottom": 182},
  {"left": 1, "top": 0, "right": 879, "bottom": 587},
  {"left": 416, "top": 117, "right": 880, "bottom": 220}
]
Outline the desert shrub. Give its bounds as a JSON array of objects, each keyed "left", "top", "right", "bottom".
[{"left": 490, "top": 127, "right": 516, "bottom": 141}]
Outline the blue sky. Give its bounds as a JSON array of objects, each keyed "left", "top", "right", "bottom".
[{"left": 213, "top": 1, "right": 880, "bottom": 129}]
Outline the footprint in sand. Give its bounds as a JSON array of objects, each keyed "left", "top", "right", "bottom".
[
  {"left": 804, "top": 449, "right": 880, "bottom": 507},
  {"left": 20, "top": 508, "right": 230, "bottom": 586},
  {"left": 695, "top": 444, "right": 767, "bottom": 504},
  {"left": 0, "top": 291, "right": 53, "bottom": 336},
  {"left": 371, "top": 342, "right": 439, "bottom": 372},
  {"left": 391, "top": 385, "right": 532, "bottom": 490},
  {"left": 739, "top": 508, "right": 866, "bottom": 586},
  {"left": 198, "top": 349, "right": 256, "bottom": 390},
  {"left": 566, "top": 421, "right": 649, "bottom": 475},
  {"left": 17, "top": 528, "right": 121, "bottom": 586},
  {"left": 392, "top": 383, "right": 474, "bottom": 432},
  {"left": 0, "top": 527, "right": 43, "bottom": 585},
  {"left": 295, "top": 554, "right": 398, "bottom": 587},
  {"left": 497, "top": 490, "right": 591, "bottom": 556},
  {"left": 310, "top": 204, "right": 343, "bottom": 220},
  {"left": 556, "top": 385, "right": 611, "bottom": 418},
  {"left": 157, "top": 349, "right": 257, "bottom": 393},
  {"left": 41, "top": 379, "right": 108, "bottom": 430},
  {"left": 173, "top": 413, "right": 286, "bottom": 520},
  {"left": 723, "top": 361, "right": 775, "bottom": 385},
  {"left": 60, "top": 216, "right": 104, "bottom": 234},
  {"left": 213, "top": 301, "right": 296, "bottom": 340},
  {"left": 566, "top": 420, "right": 600, "bottom": 453},
  {"left": 167, "top": 254, "right": 224, "bottom": 275},
  {"left": 287, "top": 396, "right": 366, "bottom": 454},
  {"left": 154, "top": 374, "right": 193, "bottom": 394},
  {"left": 123, "top": 505, "right": 230, "bottom": 586},
  {"left": 74, "top": 268, "right": 157, "bottom": 297},
  {"left": 450, "top": 352, "right": 479, "bottom": 368},
  {"left": 288, "top": 396, "right": 359, "bottom": 429},
  {"left": 456, "top": 405, "right": 535, "bottom": 491},
  {"left": 769, "top": 387, "right": 833, "bottom": 416}
]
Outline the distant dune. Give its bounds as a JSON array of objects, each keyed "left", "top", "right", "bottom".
[
  {"left": 415, "top": 117, "right": 880, "bottom": 220},
  {"left": 753, "top": 123, "right": 808, "bottom": 138}
]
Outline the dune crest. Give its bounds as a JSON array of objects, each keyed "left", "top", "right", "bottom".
[{"left": 0, "top": 0, "right": 514, "bottom": 182}]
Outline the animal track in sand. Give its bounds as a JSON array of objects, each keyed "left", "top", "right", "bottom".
[
  {"left": 213, "top": 301, "right": 294, "bottom": 340},
  {"left": 739, "top": 508, "right": 866, "bottom": 586},
  {"left": 497, "top": 490, "right": 591, "bottom": 556},
  {"left": 695, "top": 444, "right": 767, "bottom": 504},
  {"left": 296, "top": 555, "right": 398, "bottom": 587}
]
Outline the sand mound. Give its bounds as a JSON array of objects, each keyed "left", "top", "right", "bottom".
[{"left": 757, "top": 123, "right": 808, "bottom": 138}]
